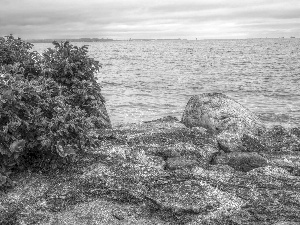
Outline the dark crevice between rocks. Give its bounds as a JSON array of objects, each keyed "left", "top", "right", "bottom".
[{"left": 217, "top": 140, "right": 230, "bottom": 153}]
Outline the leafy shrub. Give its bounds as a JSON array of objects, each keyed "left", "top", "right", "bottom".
[
  {"left": 0, "top": 35, "right": 110, "bottom": 186},
  {"left": 41, "top": 41, "right": 105, "bottom": 115}
]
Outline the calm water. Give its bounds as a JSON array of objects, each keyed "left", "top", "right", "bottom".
[{"left": 32, "top": 39, "right": 300, "bottom": 127}]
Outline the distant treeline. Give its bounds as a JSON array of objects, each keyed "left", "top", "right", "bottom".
[
  {"left": 26, "top": 38, "right": 114, "bottom": 43},
  {"left": 26, "top": 38, "right": 188, "bottom": 43},
  {"left": 129, "top": 38, "right": 187, "bottom": 41}
]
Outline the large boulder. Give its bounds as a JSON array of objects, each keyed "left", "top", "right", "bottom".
[
  {"left": 181, "top": 93, "right": 264, "bottom": 134},
  {"left": 181, "top": 93, "right": 265, "bottom": 152}
]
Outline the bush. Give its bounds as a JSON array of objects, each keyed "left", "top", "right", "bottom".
[{"left": 0, "top": 35, "right": 110, "bottom": 186}]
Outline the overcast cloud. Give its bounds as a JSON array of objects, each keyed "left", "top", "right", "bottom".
[{"left": 0, "top": 0, "right": 299, "bottom": 39}]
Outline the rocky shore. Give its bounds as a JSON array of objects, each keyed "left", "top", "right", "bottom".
[{"left": 1, "top": 93, "right": 300, "bottom": 225}]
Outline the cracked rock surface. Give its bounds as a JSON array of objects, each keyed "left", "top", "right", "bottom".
[{"left": 1, "top": 116, "right": 300, "bottom": 224}]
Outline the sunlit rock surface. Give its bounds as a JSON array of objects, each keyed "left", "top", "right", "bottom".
[
  {"left": 181, "top": 93, "right": 264, "bottom": 134},
  {"left": 0, "top": 116, "right": 300, "bottom": 224},
  {"left": 182, "top": 93, "right": 300, "bottom": 154}
]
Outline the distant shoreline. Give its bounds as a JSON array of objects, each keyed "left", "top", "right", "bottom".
[
  {"left": 26, "top": 38, "right": 114, "bottom": 43},
  {"left": 26, "top": 37, "right": 298, "bottom": 43},
  {"left": 26, "top": 38, "right": 189, "bottom": 43}
]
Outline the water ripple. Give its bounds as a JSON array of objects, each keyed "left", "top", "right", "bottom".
[{"left": 32, "top": 39, "right": 300, "bottom": 126}]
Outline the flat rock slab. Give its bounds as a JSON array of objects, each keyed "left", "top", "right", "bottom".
[
  {"left": 166, "top": 157, "right": 199, "bottom": 170},
  {"left": 146, "top": 179, "right": 244, "bottom": 215},
  {"left": 239, "top": 125, "right": 300, "bottom": 152},
  {"left": 213, "top": 152, "right": 268, "bottom": 172},
  {"left": 273, "top": 222, "right": 300, "bottom": 225},
  {"left": 116, "top": 118, "right": 220, "bottom": 168},
  {"left": 263, "top": 125, "right": 300, "bottom": 151},
  {"left": 48, "top": 199, "right": 166, "bottom": 225},
  {"left": 116, "top": 118, "right": 218, "bottom": 148},
  {"left": 260, "top": 151, "right": 300, "bottom": 176}
]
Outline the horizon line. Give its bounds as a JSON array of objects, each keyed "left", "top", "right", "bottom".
[{"left": 23, "top": 37, "right": 298, "bottom": 43}]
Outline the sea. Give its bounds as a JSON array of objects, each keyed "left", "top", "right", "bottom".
[{"left": 32, "top": 39, "right": 300, "bottom": 127}]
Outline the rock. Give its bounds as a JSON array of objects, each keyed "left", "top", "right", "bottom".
[
  {"left": 273, "top": 221, "right": 300, "bottom": 225},
  {"left": 216, "top": 131, "right": 244, "bottom": 152},
  {"left": 260, "top": 151, "right": 300, "bottom": 176},
  {"left": 144, "top": 155, "right": 166, "bottom": 170},
  {"left": 134, "top": 153, "right": 166, "bottom": 170},
  {"left": 230, "top": 125, "right": 300, "bottom": 153},
  {"left": 182, "top": 93, "right": 265, "bottom": 152},
  {"left": 192, "top": 165, "right": 235, "bottom": 182},
  {"left": 290, "top": 127, "right": 300, "bottom": 138},
  {"left": 262, "top": 125, "right": 300, "bottom": 151},
  {"left": 144, "top": 115, "right": 179, "bottom": 123},
  {"left": 190, "top": 126, "right": 208, "bottom": 135},
  {"left": 209, "top": 164, "right": 236, "bottom": 173},
  {"left": 46, "top": 199, "right": 165, "bottom": 225},
  {"left": 121, "top": 118, "right": 220, "bottom": 167},
  {"left": 181, "top": 93, "right": 264, "bottom": 135},
  {"left": 248, "top": 166, "right": 293, "bottom": 178},
  {"left": 213, "top": 152, "right": 268, "bottom": 172},
  {"left": 94, "top": 142, "right": 131, "bottom": 159},
  {"left": 218, "top": 130, "right": 271, "bottom": 153},
  {"left": 1, "top": 117, "right": 300, "bottom": 224},
  {"left": 146, "top": 180, "right": 244, "bottom": 215},
  {"left": 150, "top": 142, "right": 198, "bottom": 159},
  {"left": 117, "top": 119, "right": 187, "bottom": 145},
  {"left": 165, "top": 157, "right": 199, "bottom": 170},
  {"left": 198, "top": 145, "right": 220, "bottom": 166},
  {"left": 217, "top": 131, "right": 268, "bottom": 153},
  {"left": 240, "top": 133, "right": 269, "bottom": 152},
  {"left": 151, "top": 142, "right": 219, "bottom": 167}
]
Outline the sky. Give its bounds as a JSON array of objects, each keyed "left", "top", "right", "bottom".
[{"left": 0, "top": 0, "right": 299, "bottom": 40}]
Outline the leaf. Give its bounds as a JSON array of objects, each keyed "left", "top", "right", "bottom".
[
  {"left": 63, "top": 48, "right": 68, "bottom": 57},
  {"left": 13, "top": 153, "right": 19, "bottom": 160},
  {"left": 56, "top": 143, "right": 76, "bottom": 158},
  {"left": 9, "top": 139, "right": 26, "bottom": 153},
  {"left": 0, "top": 145, "right": 11, "bottom": 156},
  {"left": 0, "top": 174, "right": 7, "bottom": 186},
  {"left": 41, "top": 138, "right": 51, "bottom": 147},
  {"left": 56, "top": 143, "right": 65, "bottom": 157},
  {"left": 52, "top": 41, "right": 60, "bottom": 48},
  {"left": 64, "top": 144, "right": 76, "bottom": 156},
  {"left": 2, "top": 89, "right": 13, "bottom": 100}
]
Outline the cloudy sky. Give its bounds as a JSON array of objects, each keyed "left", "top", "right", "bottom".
[{"left": 0, "top": 0, "right": 299, "bottom": 39}]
